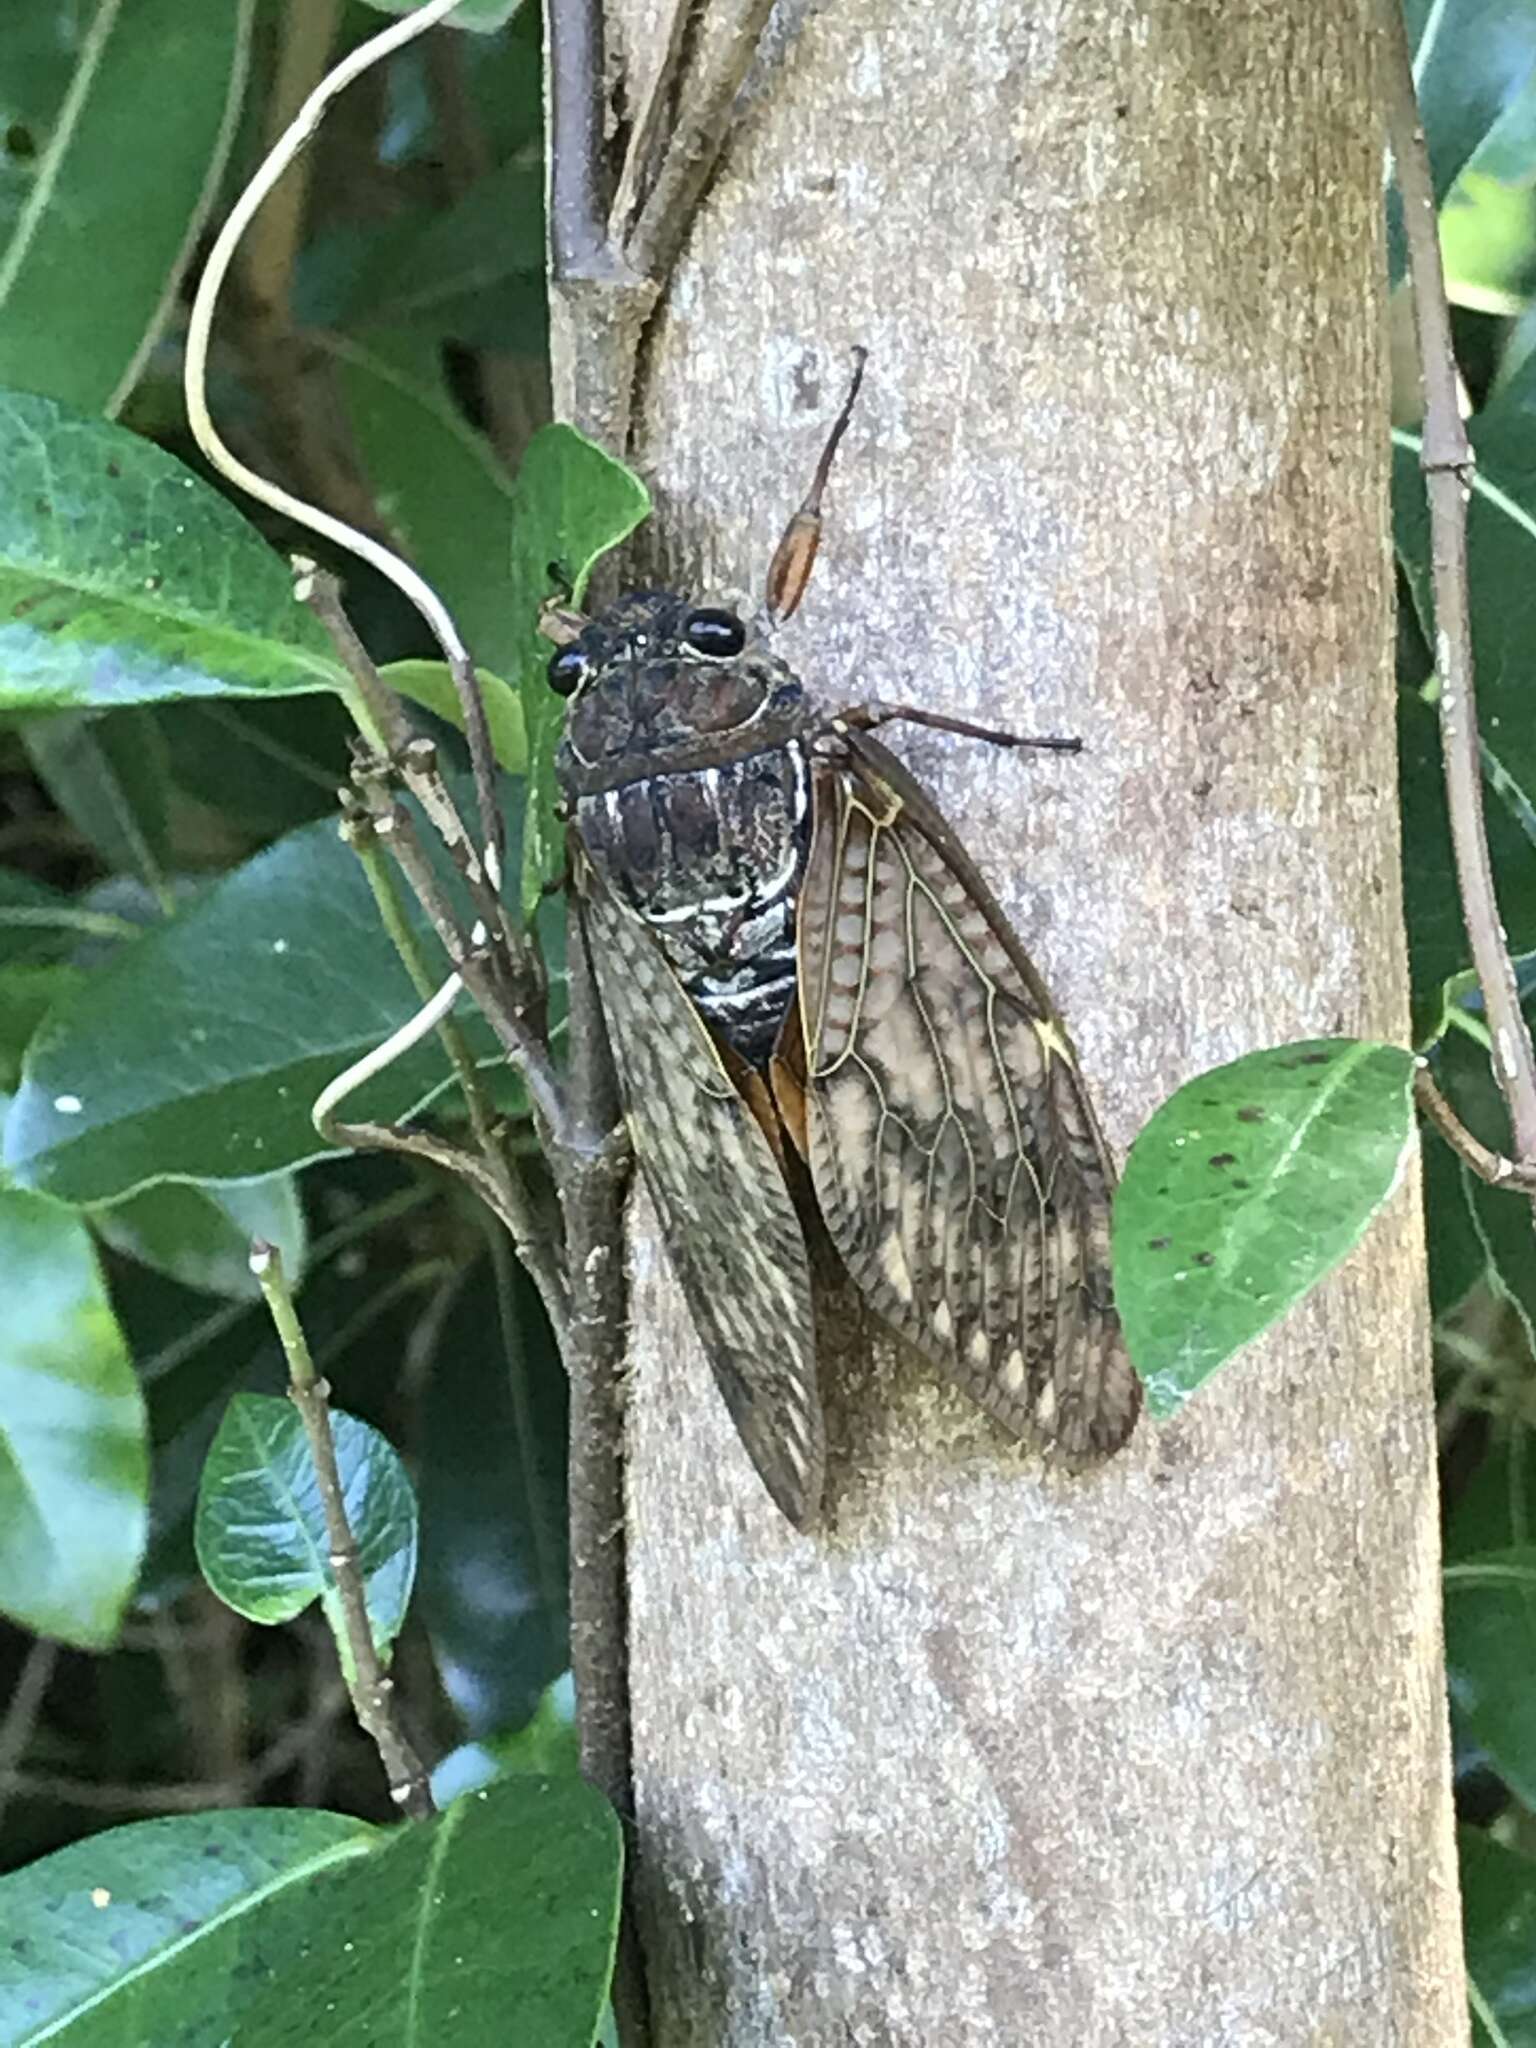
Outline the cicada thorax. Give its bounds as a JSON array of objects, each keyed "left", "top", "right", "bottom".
[{"left": 554, "top": 591, "right": 817, "bottom": 1067}]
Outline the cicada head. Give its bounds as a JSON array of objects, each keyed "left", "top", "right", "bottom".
[{"left": 551, "top": 591, "right": 808, "bottom": 801}]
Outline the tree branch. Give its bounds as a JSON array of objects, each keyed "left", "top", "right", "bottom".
[
  {"left": 251, "top": 1240, "right": 434, "bottom": 1821},
  {"left": 1415, "top": 1064, "right": 1536, "bottom": 1192},
  {"left": 1382, "top": 0, "right": 1536, "bottom": 1164}
]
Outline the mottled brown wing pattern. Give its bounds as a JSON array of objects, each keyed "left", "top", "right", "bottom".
[
  {"left": 576, "top": 857, "right": 826, "bottom": 1524},
  {"left": 797, "top": 732, "right": 1140, "bottom": 1463}
]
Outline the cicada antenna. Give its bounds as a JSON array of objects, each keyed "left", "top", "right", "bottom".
[{"left": 764, "top": 346, "right": 868, "bottom": 626}]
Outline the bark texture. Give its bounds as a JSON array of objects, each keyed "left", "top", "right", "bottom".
[{"left": 610, "top": 1, "right": 1465, "bottom": 2039}]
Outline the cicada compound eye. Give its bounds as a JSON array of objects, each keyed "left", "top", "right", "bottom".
[
  {"left": 547, "top": 645, "right": 589, "bottom": 696},
  {"left": 682, "top": 608, "right": 747, "bottom": 659}
]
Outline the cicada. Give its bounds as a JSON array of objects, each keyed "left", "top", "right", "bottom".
[{"left": 545, "top": 355, "right": 1140, "bottom": 1525}]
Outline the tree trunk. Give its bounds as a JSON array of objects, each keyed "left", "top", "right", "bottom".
[{"left": 608, "top": 1, "right": 1466, "bottom": 2039}]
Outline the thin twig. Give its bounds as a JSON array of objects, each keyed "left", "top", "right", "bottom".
[
  {"left": 350, "top": 785, "right": 570, "bottom": 1147},
  {"left": 547, "top": 0, "right": 613, "bottom": 275},
  {"left": 1415, "top": 1065, "right": 1536, "bottom": 1191},
  {"left": 251, "top": 1240, "right": 434, "bottom": 1821},
  {"left": 560, "top": 909, "right": 648, "bottom": 2045},
  {"left": 1383, "top": 0, "right": 1536, "bottom": 1164}
]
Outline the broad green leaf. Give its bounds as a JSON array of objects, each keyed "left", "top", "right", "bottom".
[
  {"left": 0, "top": 964, "right": 83, "bottom": 1091},
  {"left": 383, "top": 659, "right": 526, "bottom": 771},
  {"left": 1442, "top": 167, "right": 1536, "bottom": 305},
  {"left": 331, "top": 164, "right": 542, "bottom": 338},
  {"left": 419, "top": 1254, "right": 567, "bottom": 1736},
  {"left": 196, "top": 1391, "right": 417, "bottom": 1673},
  {"left": 1462, "top": 1827, "right": 1536, "bottom": 2048},
  {"left": 509, "top": 426, "right": 649, "bottom": 918},
  {"left": 2, "top": 806, "right": 505, "bottom": 1203},
  {"left": 0, "top": 1184, "right": 147, "bottom": 1646},
  {"left": 91, "top": 1174, "right": 307, "bottom": 1301},
  {"left": 1469, "top": 63, "right": 1536, "bottom": 185},
  {"left": 0, "top": 0, "right": 252, "bottom": 415},
  {"left": 0, "top": 388, "right": 345, "bottom": 713},
  {"left": 22, "top": 707, "right": 175, "bottom": 893},
  {"left": 1113, "top": 1040, "right": 1417, "bottom": 1418},
  {"left": 1445, "top": 1547, "right": 1536, "bottom": 1809},
  {"left": 151, "top": 692, "right": 355, "bottom": 844},
  {"left": 0, "top": 868, "right": 76, "bottom": 965},
  {"left": 1448, "top": 1431, "right": 1536, "bottom": 1563},
  {"left": 431, "top": 1681, "right": 580, "bottom": 1804},
  {"left": 1391, "top": 0, "right": 1536, "bottom": 277},
  {"left": 1422, "top": 1142, "right": 1494, "bottom": 1321},
  {"left": 361, "top": 0, "right": 525, "bottom": 30},
  {"left": 332, "top": 334, "right": 527, "bottom": 682},
  {"left": 0, "top": 1776, "right": 620, "bottom": 2046}
]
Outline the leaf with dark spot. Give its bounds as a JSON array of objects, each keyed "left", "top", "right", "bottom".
[{"left": 1113, "top": 1039, "right": 1416, "bottom": 1419}]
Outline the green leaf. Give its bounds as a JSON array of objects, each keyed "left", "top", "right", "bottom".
[
  {"left": 0, "top": 868, "right": 76, "bottom": 966},
  {"left": 431, "top": 1681, "right": 580, "bottom": 1804},
  {"left": 331, "top": 166, "right": 542, "bottom": 339},
  {"left": 22, "top": 707, "right": 175, "bottom": 893},
  {"left": 90, "top": 1174, "right": 307, "bottom": 1301},
  {"left": 1448, "top": 1431, "right": 1536, "bottom": 1563},
  {"left": 1462, "top": 1827, "right": 1536, "bottom": 2048},
  {"left": 195, "top": 1391, "right": 417, "bottom": 1672},
  {"left": 331, "top": 333, "right": 528, "bottom": 683},
  {"left": 360, "top": 0, "right": 525, "bottom": 30},
  {"left": 419, "top": 1254, "right": 567, "bottom": 1736},
  {"left": 383, "top": 659, "right": 526, "bottom": 771},
  {"left": 508, "top": 426, "right": 650, "bottom": 919},
  {"left": 1446, "top": 1547, "right": 1536, "bottom": 1810},
  {"left": 0, "top": 1185, "right": 147, "bottom": 1647},
  {"left": 1390, "top": 0, "right": 1536, "bottom": 277},
  {"left": 1113, "top": 1039, "right": 1417, "bottom": 1418},
  {"left": 0, "top": 964, "right": 83, "bottom": 1091},
  {"left": 0, "top": 388, "right": 345, "bottom": 713},
  {"left": 0, "top": 0, "right": 252, "bottom": 415},
  {"left": 151, "top": 692, "right": 355, "bottom": 844},
  {"left": 2, "top": 806, "right": 504, "bottom": 1203},
  {"left": 0, "top": 1776, "right": 620, "bottom": 2045}
]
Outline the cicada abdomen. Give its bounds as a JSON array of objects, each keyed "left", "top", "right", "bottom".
[{"left": 546, "top": 369, "right": 1139, "bottom": 1527}]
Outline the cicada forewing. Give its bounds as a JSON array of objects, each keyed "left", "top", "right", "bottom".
[
  {"left": 795, "top": 730, "right": 1140, "bottom": 1463},
  {"left": 575, "top": 854, "right": 826, "bottom": 1525}
]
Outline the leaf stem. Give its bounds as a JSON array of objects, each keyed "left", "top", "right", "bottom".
[{"left": 250, "top": 1239, "right": 434, "bottom": 1821}]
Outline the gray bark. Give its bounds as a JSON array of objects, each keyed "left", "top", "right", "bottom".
[{"left": 604, "top": 1, "right": 1466, "bottom": 2040}]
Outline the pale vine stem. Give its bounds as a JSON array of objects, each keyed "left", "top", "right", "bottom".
[
  {"left": 1381, "top": 0, "right": 1536, "bottom": 1175},
  {"left": 183, "top": 0, "right": 502, "bottom": 883},
  {"left": 250, "top": 1240, "right": 434, "bottom": 1821}
]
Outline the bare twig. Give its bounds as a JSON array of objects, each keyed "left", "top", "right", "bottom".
[
  {"left": 1415, "top": 1065, "right": 1536, "bottom": 1191},
  {"left": 560, "top": 909, "right": 647, "bottom": 2045},
  {"left": 347, "top": 783, "right": 571, "bottom": 1148},
  {"left": 251, "top": 1240, "right": 434, "bottom": 1821},
  {"left": 1383, "top": 0, "right": 1536, "bottom": 1164},
  {"left": 547, "top": 0, "right": 613, "bottom": 276}
]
